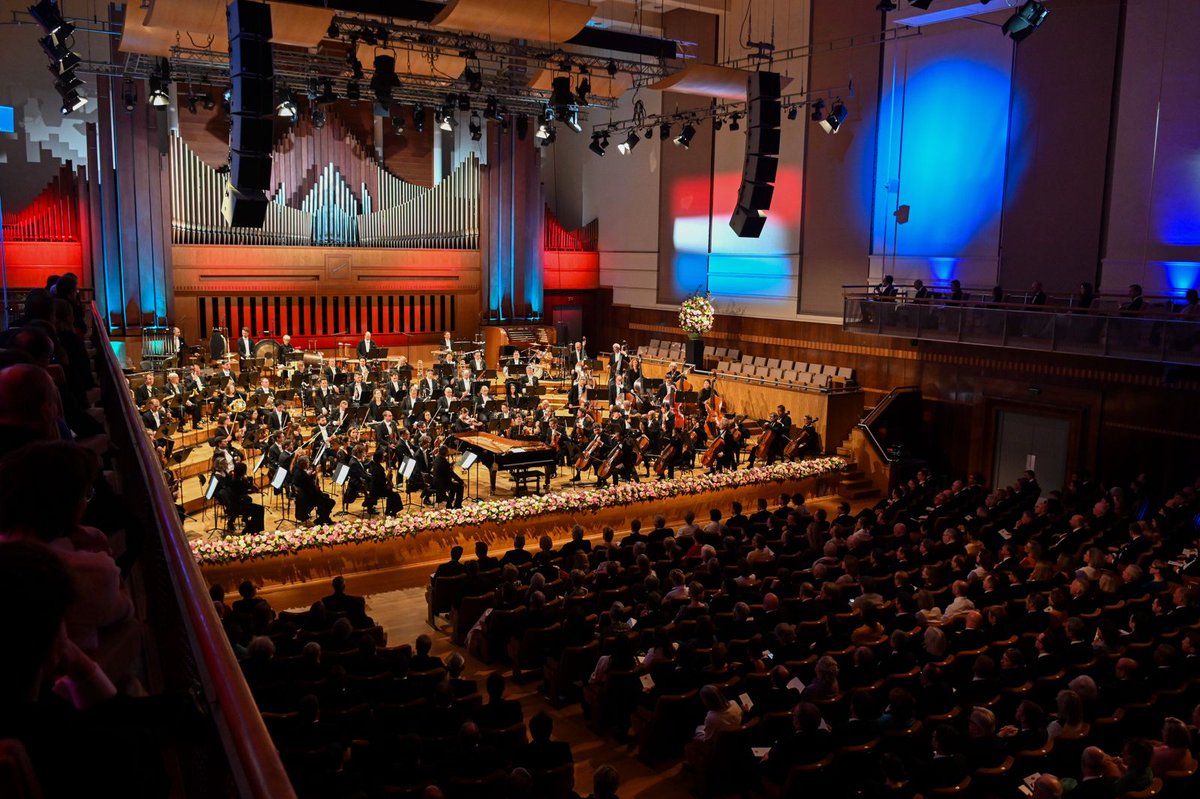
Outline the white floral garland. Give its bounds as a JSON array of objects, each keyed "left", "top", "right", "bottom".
[{"left": 191, "top": 457, "right": 847, "bottom": 565}]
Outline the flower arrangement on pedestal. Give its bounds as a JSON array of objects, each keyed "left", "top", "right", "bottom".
[
  {"left": 190, "top": 457, "right": 848, "bottom": 565},
  {"left": 679, "top": 291, "right": 716, "bottom": 339}
]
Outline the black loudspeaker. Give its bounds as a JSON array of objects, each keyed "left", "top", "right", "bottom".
[
  {"left": 230, "top": 151, "right": 273, "bottom": 192},
  {"left": 730, "top": 206, "right": 767, "bottom": 239},
  {"left": 744, "top": 154, "right": 779, "bottom": 184},
  {"left": 730, "top": 71, "right": 782, "bottom": 239},
  {"left": 222, "top": 181, "right": 269, "bottom": 227},
  {"left": 226, "top": 0, "right": 274, "bottom": 228}
]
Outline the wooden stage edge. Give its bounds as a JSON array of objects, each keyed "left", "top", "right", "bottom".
[{"left": 200, "top": 473, "right": 833, "bottom": 594}]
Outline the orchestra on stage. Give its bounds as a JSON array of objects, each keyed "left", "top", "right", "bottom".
[{"left": 131, "top": 326, "right": 825, "bottom": 536}]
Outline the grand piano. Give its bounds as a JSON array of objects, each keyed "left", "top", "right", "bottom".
[{"left": 453, "top": 431, "right": 556, "bottom": 494}]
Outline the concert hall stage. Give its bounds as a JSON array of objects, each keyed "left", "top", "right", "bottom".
[{"left": 196, "top": 458, "right": 846, "bottom": 592}]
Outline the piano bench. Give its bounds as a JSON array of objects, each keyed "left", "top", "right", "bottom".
[{"left": 511, "top": 469, "right": 545, "bottom": 496}]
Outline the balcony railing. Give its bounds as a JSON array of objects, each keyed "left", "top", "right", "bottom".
[{"left": 843, "top": 294, "right": 1200, "bottom": 366}]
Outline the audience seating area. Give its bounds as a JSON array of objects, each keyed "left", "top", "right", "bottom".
[
  {"left": 714, "top": 356, "right": 856, "bottom": 391},
  {"left": 638, "top": 338, "right": 689, "bottom": 363}
]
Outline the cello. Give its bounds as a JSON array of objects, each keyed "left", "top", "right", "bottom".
[
  {"left": 595, "top": 442, "right": 623, "bottom": 480},
  {"left": 755, "top": 416, "right": 777, "bottom": 463},
  {"left": 704, "top": 393, "right": 725, "bottom": 437},
  {"left": 700, "top": 435, "right": 724, "bottom": 468},
  {"left": 575, "top": 434, "right": 603, "bottom": 471},
  {"left": 784, "top": 416, "right": 820, "bottom": 459}
]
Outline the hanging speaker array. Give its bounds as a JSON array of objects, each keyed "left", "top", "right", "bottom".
[
  {"left": 729, "top": 71, "right": 781, "bottom": 239},
  {"left": 223, "top": 0, "right": 274, "bottom": 228}
]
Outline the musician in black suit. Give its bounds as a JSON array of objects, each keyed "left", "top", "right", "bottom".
[
  {"left": 366, "top": 448, "right": 403, "bottom": 516},
  {"left": 344, "top": 444, "right": 369, "bottom": 507},
  {"left": 328, "top": 400, "right": 351, "bottom": 433},
  {"left": 607, "top": 343, "right": 626, "bottom": 402},
  {"left": 356, "top": 331, "right": 377, "bottom": 360},
  {"left": 267, "top": 400, "right": 292, "bottom": 432},
  {"left": 134, "top": 373, "right": 157, "bottom": 407},
  {"left": 292, "top": 455, "right": 334, "bottom": 525},
  {"left": 474, "top": 384, "right": 495, "bottom": 423},
  {"left": 521, "top": 365, "right": 539, "bottom": 396},
  {"left": 236, "top": 327, "right": 254, "bottom": 361},
  {"left": 794, "top": 415, "right": 820, "bottom": 458},
  {"left": 454, "top": 368, "right": 474, "bottom": 400},
  {"left": 441, "top": 331, "right": 454, "bottom": 354},
  {"left": 347, "top": 373, "right": 371, "bottom": 406},
  {"left": 399, "top": 385, "right": 422, "bottom": 428},
  {"left": 142, "top": 398, "right": 174, "bottom": 459},
  {"left": 222, "top": 461, "right": 264, "bottom": 534},
  {"left": 311, "top": 378, "right": 337, "bottom": 414},
  {"left": 469, "top": 351, "right": 487, "bottom": 375},
  {"left": 170, "top": 326, "right": 186, "bottom": 356},
  {"left": 435, "top": 386, "right": 456, "bottom": 425},
  {"left": 412, "top": 436, "right": 434, "bottom": 503},
  {"left": 214, "top": 361, "right": 236, "bottom": 386},
  {"left": 432, "top": 445, "right": 464, "bottom": 509},
  {"left": 417, "top": 369, "right": 440, "bottom": 401},
  {"left": 384, "top": 370, "right": 407, "bottom": 402},
  {"left": 278, "top": 334, "right": 295, "bottom": 364},
  {"left": 209, "top": 327, "right": 229, "bottom": 361},
  {"left": 568, "top": 339, "right": 588, "bottom": 371}
]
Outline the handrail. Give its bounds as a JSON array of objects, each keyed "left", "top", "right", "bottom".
[
  {"left": 91, "top": 303, "right": 296, "bottom": 799},
  {"left": 857, "top": 385, "right": 919, "bottom": 464},
  {"left": 845, "top": 293, "right": 1198, "bottom": 318}
]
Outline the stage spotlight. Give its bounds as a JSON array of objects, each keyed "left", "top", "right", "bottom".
[
  {"left": 30, "top": 0, "right": 72, "bottom": 38},
  {"left": 909, "top": 0, "right": 934, "bottom": 9},
  {"left": 786, "top": 105, "right": 798, "bottom": 120},
  {"left": 360, "top": 27, "right": 376, "bottom": 46},
  {"left": 535, "top": 115, "right": 552, "bottom": 139},
  {"left": 201, "top": 93, "right": 215, "bottom": 111},
  {"left": 541, "top": 125, "right": 556, "bottom": 146},
  {"left": 186, "top": 92, "right": 198, "bottom": 114},
  {"left": 551, "top": 76, "right": 574, "bottom": 107},
  {"left": 148, "top": 76, "right": 171, "bottom": 108},
  {"left": 1003, "top": 1, "right": 1049, "bottom": 43},
  {"left": 728, "top": 113, "right": 740, "bottom": 131},
  {"left": 810, "top": 98, "right": 825, "bottom": 123},
  {"left": 500, "top": 114, "right": 509, "bottom": 134},
  {"left": 588, "top": 132, "right": 606, "bottom": 157},
  {"left": 275, "top": 89, "right": 298, "bottom": 118},
  {"left": 563, "top": 107, "right": 582, "bottom": 133},
  {"left": 306, "top": 77, "right": 319, "bottom": 100},
  {"left": 617, "top": 130, "right": 639, "bottom": 154},
  {"left": 347, "top": 51, "right": 364, "bottom": 80},
  {"left": 318, "top": 78, "right": 337, "bottom": 105},
  {"left": 819, "top": 99, "right": 847, "bottom": 134},
  {"left": 576, "top": 77, "right": 591, "bottom": 106},
  {"left": 326, "top": 20, "right": 339, "bottom": 39},
  {"left": 46, "top": 50, "right": 79, "bottom": 76},
  {"left": 463, "top": 66, "right": 483, "bottom": 93},
  {"left": 605, "top": 59, "right": 617, "bottom": 76},
  {"left": 659, "top": 121, "right": 671, "bottom": 140},
  {"left": 346, "top": 81, "right": 361, "bottom": 102},
  {"left": 59, "top": 89, "right": 86, "bottom": 115},
  {"left": 371, "top": 54, "right": 398, "bottom": 102},
  {"left": 438, "top": 106, "right": 455, "bottom": 131},
  {"left": 312, "top": 107, "right": 327, "bottom": 128},
  {"left": 877, "top": 0, "right": 898, "bottom": 10},
  {"left": 412, "top": 103, "right": 425, "bottom": 131},
  {"left": 483, "top": 95, "right": 501, "bottom": 121},
  {"left": 457, "top": 94, "right": 471, "bottom": 112},
  {"left": 122, "top": 79, "right": 137, "bottom": 111},
  {"left": 391, "top": 115, "right": 405, "bottom": 135},
  {"left": 469, "top": 111, "right": 482, "bottom": 141},
  {"left": 673, "top": 121, "right": 695, "bottom": 148},
  {"left": 713, "top": 116, "right": 723, "bottom": 131}
]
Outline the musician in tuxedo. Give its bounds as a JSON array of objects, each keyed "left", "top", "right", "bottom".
[
  {"left": 142, "top": 398, "right": 175, "bottom": 459},
  {"left": 521, "top": 365, "right": 540, "bottom": 395},
  {"left": 569, "top": 339, "right": 588, "bottom": 371},
  {"left": 366, "top": 448, "right": 403, "bottom": 516},
  {"left": 712, "top": 419, "right": 738, "bottom": 473},
  {"left": 412, "top": 435, "right": 435, "bottom": 503},
  {"left": 328, "top": 399, "right": 351, "bottom": 433},
  {"left": 357, "top": 330, "right": 377, "bottom": 360},
  {"left": 170, "top": 326, "right": 187, "bottom": 356},
  {"left": 384, "top": 370, "right": 407, "bottom": 402},
  {"left": 166, "top": 371, "right": 202, "bottom": 431},
  {"left": 267, "top": 400, "right": 292, "bottom": 432},
  {"left": 545, "top": 418, "right": 569, "bottom": 479},
  {"left": 134, "top": 373, "right": 157, "bottom": 407},
  {"left": 209, "top": 327, "right": 229, "bottom": 361},
  {"left": 441, "top": 330, "right": 454, "bottom": 354},
  {"left": 320, "top": 359, "right": 343, "bottom": 385},
  {"left": 474, "top": 384, "right": 495, "bottom": 423},
  {"left": 607, "top": 343, "right": 626, "bottom": 402},
  {"left": 311, "top": 378, "right": 337, "bottom": 414},
  {"left": 432, "top": 445, "right": 464, "bottom": 509},
  {"left": 254, "top": 376, "right": 274, "bottom": 406},
  {"left": 311, "top": 414, "right": 333, "bottom": 447},
  {"left": 211, "top": 435, "right": 239, "bottom": 478},
  {"left": 433, "top": 386, "right": 456, "bottom": 425},
  {"left": 266, "top": 430, "right": 294, "bottom": 471},
  {"left": 454, "top": 367, "right": 474, "bottom": 400},
  {"left": 292, "top": 455, "right": 335, "bottom": 525},
  {"left": 399, "top": 385, "right": 422, "bottom": 428},
  {"left": 534, "top": 399, "right": 554, "bottom": 426},
  {"left": 794, "top": 415, "right": 821, "bottom": 458},
  {"left": 659, "top": 362, "right": 682, "bottom": 402},
  {"left": 772, "top": 405, "right": 793, "bottom": 463},
  {"left": 469, "top": 351, "right": 487, "bottom": 375},
  {"left": 210, "top": 414, "right": 239, "bottom": 449},
  {"left": 567, "top": 376, "right": 589, "bottom": 410},
  {"left": 378, "top": 409, "right": 400, "bottom": 445},
  {"left": 214, "top": 360, "right": 236, "bottom": 386},
  {"left": 417, "top": 369, "right": 440, "bottom": 401},
  {"left": 278, "top": 334, "right": 295, "bottom": 364},
  {"left": 344, "top": 444, "right": 370, "bottom": 507},
  {"left": 347, "top": 372, "right": 371, "bottom": 406},
  {"left": 187, "top": 363, "right": 206, "bottom": 394},
  {"left": 222, "top": 461, "right": 264, "bottom": 535},
  {"left": 236, "top": 327, "right": 254, "bottom": 361}
]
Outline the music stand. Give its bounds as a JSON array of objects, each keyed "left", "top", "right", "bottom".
[
  {"left": 203, "top": 473, "right": 225, "bottom": 538},
  {"left": 271, "top": 466, "right": 288, "bottom": 490},
  {"left": 253, "top": 453, "right": 267, "bottom": 473},
  {"left": 333, "top": 462, "right": 360, "bottom": 518}
]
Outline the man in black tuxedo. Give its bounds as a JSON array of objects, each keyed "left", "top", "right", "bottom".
[
  {"left": 278, "top": 334, "right": 295, "bottom": 364},
  {"left": 142, "top": 398, "right": 174, "bottom": 459},
  {"left": 236, "top": 327, "right": 254, "bottom": 361},
  {"left": 607, "top": 343, "right": 626, "bottom": 402},
  {"left": 267, "top": 400, "right": 292, "bottom": 432},
  {"left": 170, "top": 326, "right": 186, "bottom": 355},
  {"left": 347, "top": 373, "right": 371, "bottom": 406},
  {"left": 209, "top": 326, "right": 229, "bottom": 361},
  {"left": 436, "top": 386, "right": 456, "bottom": 425},
  {"left": 311, "top": 378, "right": 336, "bottom": 414},
  {"left": 568, "top": 339, "right": 588, "bottom": 371},
  {"left": 418, "top": 369, "right": 440, "bottom": 401},
  {"left": 433, "top": 445, "right": 464, "bottom": 508},
  {"left": 134, "top": 373, "right": 156, "bottom": 407},
  {"left": 521, "top": 365, "right": 539, "bottom": 395},
  {"left": 474, "top": 384, "right": 495, "bottom": 423},
  {"left": 356, "top": 330, "right": 377, "bottom": 360},
  {"left": 291, "top": 456, "right": 334, "bottom": 525},
  {"left": 469, "top": 351, "right": 487, "bottom": 375},
  {"left": 384, "top": 370, "right": 406, "bottom": 402}
]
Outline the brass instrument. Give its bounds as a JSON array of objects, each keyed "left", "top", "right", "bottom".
[{"left": 229, "top": 398, "right": 247, "bottom": 413}]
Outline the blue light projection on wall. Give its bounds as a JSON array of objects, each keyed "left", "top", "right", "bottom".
[
  {"left": 1162, "top": 261, "right": 1200, "bottom": 292},
  {"left": 0, "top": 106, "right": 13, "bottom": 133},
  {"left": 1157, "top": 152, "right": 1200, "bottom": 246},
  {"left": 876, "top": 57, "right": 1025, "bottom": 259},
  {"left": 707, "top": 255, "right": 793, "bottom": 298}
]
